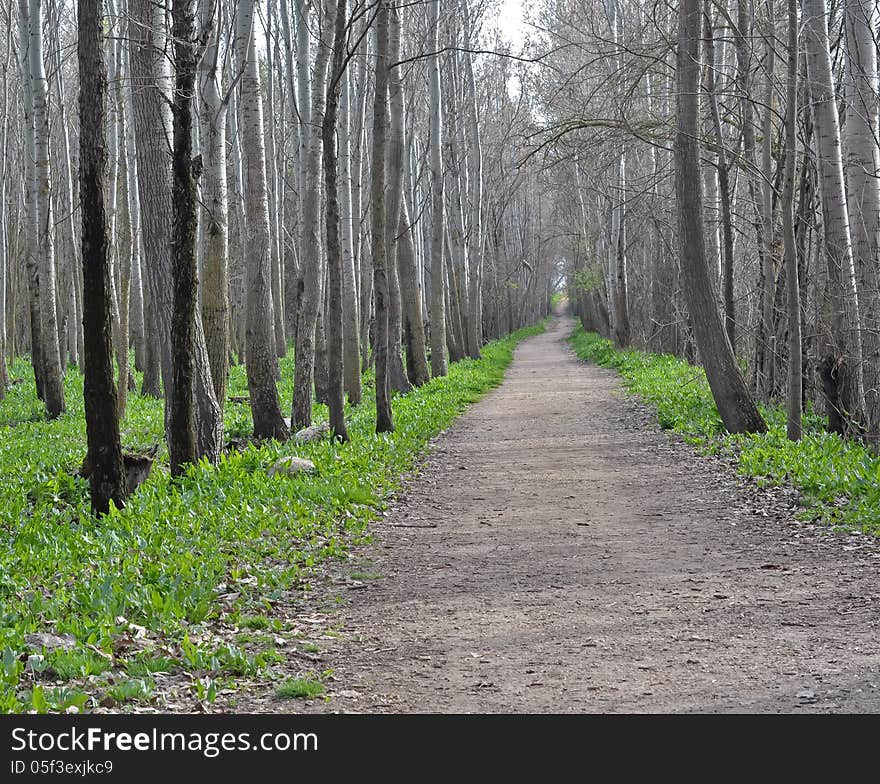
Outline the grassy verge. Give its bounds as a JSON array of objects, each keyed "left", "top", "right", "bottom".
[
  {"left": 569, "top": 326, "right": 880, "bottom": 536},
  {"left": 0, "top": 322, "right": 544, "bottom": 713}
]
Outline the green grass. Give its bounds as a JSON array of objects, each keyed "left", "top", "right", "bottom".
[
  {"left": 275, "top": 676, "right": 326, "bottom": 700},
  {"left": 569, "top": 326, "right": 880, "bottom": 535},
  {"left": 237, "top": 615, "right": 271, "bottom": 630},
  {"left": 103, "top": 677, "right": 155, "bottom": 705},
  {"left": 0, "top": 322, "right": 545, "bottom": 712}
]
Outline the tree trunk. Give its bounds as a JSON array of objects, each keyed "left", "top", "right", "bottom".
[
  {"left": 131, "top": 0, "right": 223, "bottom": 457},
  {"left": 112, "top": 27, "right": 133, "bottom": 419},
  {"left": 21, "top": 0, "right": 65, "bottom": 418},
  {"left": 758, "top": 8, "right": 776, "bottom": 399},
  {"left": 606, "top": 0, "right": 629, "bottom": 347},
  {"left": 428, "top": 0, "right": 447, "bottom": 377},
  {"left": 676, "top": 0, "right": 767, "bottom": 435},
  {"left": 803, "top": 0, "right": 865, "bottom": 435},
  {"left": 169, "top": 0, "right": 201, "bottom": 474},
  {"left": 704, "top": 1, "right": 736, "bottom": 350},
  {"left": 372, "top": 0, "right": 394, "bottom": 433},
  {"left": 322, "top": 0, "right": 349, "bottom": 441},
  {"left": 129, "top": 0, "right": 173, "bottom": 403},
  {"left": 388, "top": 6, "right": 429, "bottom": 387},
  {"left": 461, "top": 0, "right": 484, "bottom": 358},
  {"left": 292, "top": 0, "right": 334, "bottom": 429},
  {"left": 0, "top": 15, "right": 12, "bottom": 397},
  {"left": 78, "top": 0, "right": 126, "bottom": 515},
  {"left": 384, "top": 4, "right": 411, "bottom": 394},
  {"left": 843, "top": 0, "right": 880, "bottom": 443},
  {"left": 19, "top": 35, "right": 45, "bottom": 405},
  {"left": 235, "top": 0, "right": 288, "bottom": 440},
  {"left": 198, "top": 0, "right": 230, "bottom": 408},
  {"left": 783, "top": 0, "right": 802, "bottom": 440},
  {"left": 263, "top": 1, "right": 286, "bottom": 360},
  {"left": 339, "top": 69, "right": 362, "bottom": 403}
]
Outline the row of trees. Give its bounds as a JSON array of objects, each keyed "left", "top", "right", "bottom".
[
  {"left": 2, "top": 0, "right": 559, "bottom": 513},
  {"left": 551, "top": 0, "right": 880, "bottom": 443}
]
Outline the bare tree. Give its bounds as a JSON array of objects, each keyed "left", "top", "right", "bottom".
[
  {"left": 782, "top": 0, "right": 801, "bottom": 440},
  {"left": 198, "top": 0, "right": 231, "bottom": 408},
  {"left": 428, "top": 0, "right": 447, "bottom": 377},
  {"left": 78, "top": 0, "right": 126, "bottom": 514},
  {"left": 323, "top": 0, "right": 349, "bottom": 440},
  {"left": 675, "top": 0, "right": 767, "bottom": 434},
  {"left": 372, "top": 0, "right": 394, "bottom": 432},
  {"left": 20, "top": 0, "right": 65, "bottom": 418},
  {"left": 235, "top": 0, "right": 288, "bottom": 440},
  {"left": 292, "top": 0, "right": 335, "bottom": 429},
  {"left": 803, "top": 0, "right": 864, "bottom": 435},
  {"left": 843, "top": 0, "right": 880, "bottom": 442},
  {"left": 168, "top": 0, "right": 202, "bottom": 474}
]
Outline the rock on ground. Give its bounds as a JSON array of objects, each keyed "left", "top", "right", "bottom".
[{"left": 268, "top": 456, "right": 317, "bottom": 477}]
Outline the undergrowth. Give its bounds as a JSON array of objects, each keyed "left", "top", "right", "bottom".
[
  {"left": 569, "top": 326, "right": 880, "bottom": 536},
  {"left": 0, "top": 321, "right": 544, "bottom": 712}
]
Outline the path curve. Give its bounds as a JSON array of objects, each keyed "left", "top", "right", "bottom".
[{"left": 299, "top": 314, "right": 880, "bottom": 713}]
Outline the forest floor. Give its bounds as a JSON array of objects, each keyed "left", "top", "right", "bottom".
[{"left": 230, "top": 311, "right": 880, "bottom": 713}]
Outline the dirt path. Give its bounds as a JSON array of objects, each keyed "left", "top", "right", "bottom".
[{"left": 280, "top": 315, "right": 880, "bottom": 713}]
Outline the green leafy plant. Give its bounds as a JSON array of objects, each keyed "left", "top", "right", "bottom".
[
  {"left": 275, "top": 676, "right": 325, "bottom": 700},
  {"left": 104, "top": 677, "right": 155, "bottom": 705},
  {"left": 0, "top": 323, "right": 545, "bottom": 712}
]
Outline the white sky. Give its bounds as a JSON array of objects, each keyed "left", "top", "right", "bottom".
[{"left": 495, "top": 0, "right": 527, "bottom": 50}]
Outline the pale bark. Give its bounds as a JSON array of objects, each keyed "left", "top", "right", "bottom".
[
  {"left": 279, "top": 0, "right": 302, "bottom": 343},
  {"left": 21, "top": 0, "right": 65, "bottom": 417},
  {"left": 130, "top": 0, "right": 223, "bottom": 458},
  {"left": 49, "top": 19, "right": 79, "bottom": 370},
  {"left": 339, "top": 69, "right": 362, "bottom": 403},
  {"left": 198, "top": 0, "right": 230, "bottom": 407},
  {"left": 125, "top": 46, "right": 145, "bottom": 378},
  {"left": 112, "top": 22, "right": 133, "bottom": 418},
  {"left": 384, "top": 5, "right": 410, "bottom": 394},
  {"left": 758, "top": 6, "right": 776, "bottom": 398},
  {"left": 264, "top": 0, "right": 286, "bottom": 359},
  {"left": 803, "top": 0, "right": 865, "bottom": 435},
  {"left": 843, "top": 0, "right": 880, "bottom": 442},
  {"left": 0, "top": 15, "right": 11, "bottom": 396},
  {"left": 704, "top": 2, "right": 736, "bottom": 350},
  {"left": 783, "top": 0, "right": 802, "bottom": 440},
  {"left": 227, "top": 83, "right": 248, "bottom": 365},
  {"left": 235, "top": 0, "right": 288, "bottom": 440},
  {"left": 129, "top": 0, "right": 174, "bottom": 399},
  {"left": 292, "top": 0, "right": 334, "bottom": 429},
  {"left": 606, "top": 0, "right": 629, "bottom": 347},
  {"left": 428, "top": 0, "right": 447, "bottom": 377}
]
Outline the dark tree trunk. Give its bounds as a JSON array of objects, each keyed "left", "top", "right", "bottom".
[
  {"left": 371, "top": 0, "right": 394, "bottom": 433},
  {"left": 322, "top": 0, "right": 349, "bottom": 442},
  {"left": 78, "top": 0, "right": 126, "bottom": 515},
  {"left": 675, "top": 0, "right": 767, "bottom": 435},
  {"left": 168, "top": 0, "right": 199, "bottom": 475}
]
